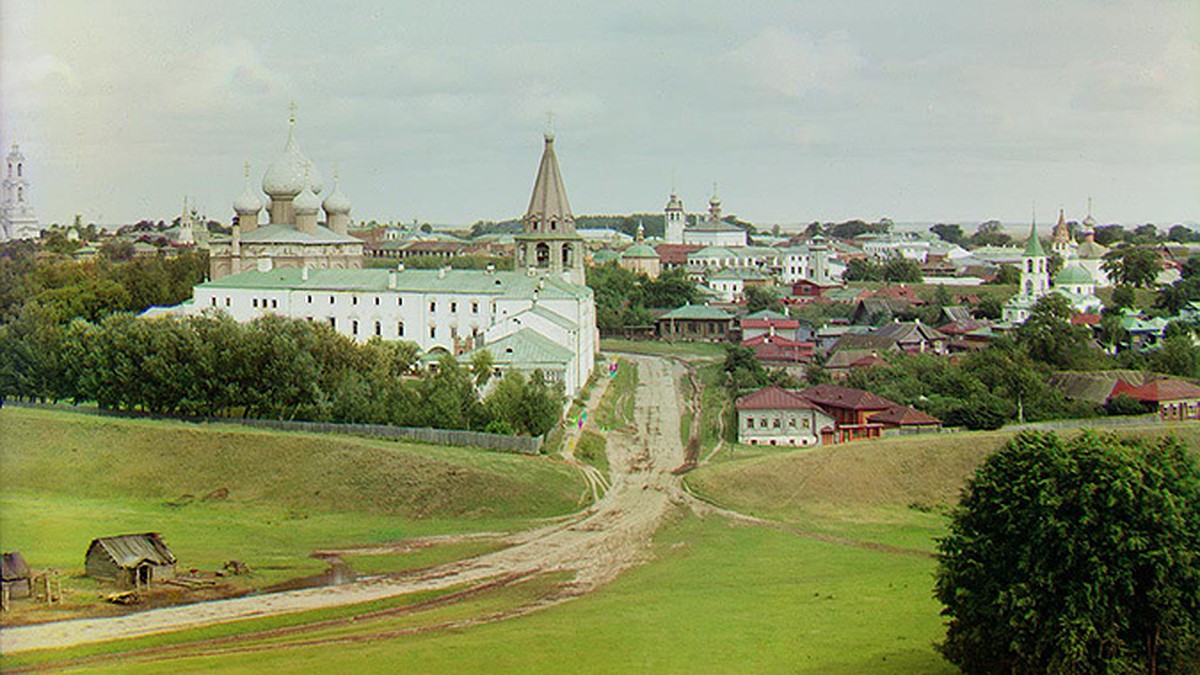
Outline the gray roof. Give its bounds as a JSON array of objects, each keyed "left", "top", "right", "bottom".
[
  {"left": 2, "top": 552, "right": 30, "bottom": 580},
  {"left": 464, "top": 328, "right": 574, "bottom": 366},
  {"left": 89, "top": 533, "right": 176, "bottom": 568},
  {"left": 525, "top": 134, "right": 574, "bottom": 228}
]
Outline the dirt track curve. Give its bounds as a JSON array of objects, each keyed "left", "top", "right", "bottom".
[{"left": 0, "top": 355, "right": 688, "bottom": 655}]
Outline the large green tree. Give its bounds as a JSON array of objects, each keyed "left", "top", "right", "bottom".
[
  {"left": 936, "top": 431, "right": 1200, "bottom": 673},
  {"left": 1102, "top": 245, "right": 1162, "bottom": 289}
]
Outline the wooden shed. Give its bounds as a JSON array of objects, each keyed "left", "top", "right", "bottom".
[
  {"left": 2, "top": 551, "right": 32, "bottom": 601},
  {"left": 85, "top": 533, "right": 177, "bottom": 588}
]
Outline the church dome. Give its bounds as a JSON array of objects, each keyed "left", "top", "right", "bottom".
[
  {"left": 233, "top": 163, "right": 263, "bottom": 215},
  {"left": 1054, "top": 264, "right": 1093, "bottom": 286},
  {"left": 293, "top": 184, "right": 321, "bottom": 215},
  {"left": 624, "top": 243, "right": 658, "bottom": 259},
  {"left": 262, "top": 119, "right": 310, "bottom": 198},
  {"left": 665, "top": 192, "right": 683, "bottom": 211},
  {"left": 322, "top": 174, "right": 351, "bottom": 215}
]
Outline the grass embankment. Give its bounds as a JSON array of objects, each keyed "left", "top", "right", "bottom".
[
  {"left": 572, "top": 430, "right": 609, "bottom": 475},
  {"left": 689, "top": 423, "right": 1200, "bottom": 551},
  {"left": 599, "top": 338, "right": 726, "bottom": 359},
  {"left": 0, "top": 407, "right": 584, "bottom": 620},
  {"left": 593, "top": 359, "right": 638, "bottom": 431}
]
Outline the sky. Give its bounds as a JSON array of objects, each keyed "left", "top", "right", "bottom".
[{"left": 2, "top": 0, "right": 1197, "bottom": 229}]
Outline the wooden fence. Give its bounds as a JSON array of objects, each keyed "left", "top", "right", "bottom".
[{"left": 4, "top": 401, "right": 543, "bottom": 455}]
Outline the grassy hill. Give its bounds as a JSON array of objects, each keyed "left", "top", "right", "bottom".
[{"left": 0, "top": 407, "right": 585, "bottom": 599}]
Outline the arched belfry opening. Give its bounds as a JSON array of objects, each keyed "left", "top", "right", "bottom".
[{"left": 514, "top": 132, "right": 586, "bottom": 286}]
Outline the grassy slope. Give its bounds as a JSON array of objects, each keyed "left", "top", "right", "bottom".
[
  {"left": 91, "top": 514, "right": 952, "bottom": 675},
  {"left": 0, "top": 408, "right": 585, "bottom": 589}
]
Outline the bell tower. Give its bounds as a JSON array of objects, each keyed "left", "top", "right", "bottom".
[{"left": 515, "top": 132, "right": 585, "bottom": 286}]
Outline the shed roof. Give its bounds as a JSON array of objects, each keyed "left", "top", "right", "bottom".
[
  {"left": 2, "top": 552, "right": 30, "bottom": 580},
  {"left": 89, "top": 534, "right": 176, "bottom": 569}
]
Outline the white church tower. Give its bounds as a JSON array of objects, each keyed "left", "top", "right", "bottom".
[
  {"left": 1, "top": 143, "right": 40, "bottom": 240},
  {"left": 1002, "top": 219, "right": 1050, "bottom": 324},
  {"left": 664, "top": 190, "right": 685, "bottom": 244}
]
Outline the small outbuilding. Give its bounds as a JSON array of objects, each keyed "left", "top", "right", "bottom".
[
  {"left": 85, "top": 533, "right": 177, "bottom": 588},
  {"left": 2, "top": 551, "right": 32, "bottom": 601}
]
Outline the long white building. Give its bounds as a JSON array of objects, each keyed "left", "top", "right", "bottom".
[{"left": 173, "top": 129, "right": 597, "bottom": 395}]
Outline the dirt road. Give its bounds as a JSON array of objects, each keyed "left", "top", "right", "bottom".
[{"left": 0, "top": 355, "right": 688, "bottom": 655}]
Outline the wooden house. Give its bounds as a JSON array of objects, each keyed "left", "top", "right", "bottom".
[
  {"left": 657, "top": 303, "right": 736, "bottom": 342},
  {"left": 85, "top": 533, "right": 177, "bottom": 588},
  {"left": 2, "top": 552, "right": 32, "bottom": 601}
]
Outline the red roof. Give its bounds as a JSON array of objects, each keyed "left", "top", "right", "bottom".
[
  {"left": 654, "top": 244, "right": 704, "bottom": 265},
  {"left": 736, "top": 386, "right": 825, "bottom": 411},
  {"left": 1111, "top": 378, "right": 1200, "bottom": 403},
  {"left": 868, "top": 405, "right": 941, "bottom": 426},
  {"left": 742, "top": 334, "right": 811, "bottom": 348},
  {"left": 1071, "top": 313, "right": 1102, "bottom": 326},
  {"left": 742, "top": 318, "right": 801, "bottom": 330},
  {"left": 797, "top": 384, "right": 897, "bottom": 411},
  {"left": 869, "top": 285, "right": 925, "bottom": 303}
]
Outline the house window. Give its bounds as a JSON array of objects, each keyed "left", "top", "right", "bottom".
[
  {"left": 451, "top": 302, "right": 457, "bottom": 313},
  {"left": 397, "top": 297, "right": 403, "bottom": 306},
  {"left": 352, "top": 320, "right": 359, "bottom": 335},
  {"left": 374, "top": 321, "right": 381, "bottom": 336},
  {"left": 430, "top": 326, "right": 437, "bottom": 339},
  {"left": 307, "top": 295, "right": 313, "bottom": 303},
  {"left": 271, "top": 299, "right": 278, "bottom": 309},
  {"left": 803, "top": 418, "right": 810, "bottom": 428},
  {"left": 746, "top": 417, "right": 754, "bottom": 429},
  {"left": 759, "top": 419, "right": 767, "bottom": 429},
  {"left": 773, "top": 418, "right": 781, "bottom": 429},
  {"left": 430, "top": 301, "right": 436, "bottom": 312},
  {"left": 397, "top": 321, "right": 405, "bottom": 336},
  {"left": 789, "top": 418, "right": 796, "bottom": 428},
  {"left": 374, "top": 297, "right": 380, "bottom": 306},
  {"left": 210, "top": 297, "right": 216, "bottom": 306},
  {"left": 472, "top": 301, "right": 479, "bottom": 314},
  {"left": 252, "top": 298, "right": 258, "bottom": 308},
  {"left": 225, "top": 297, "right": 230, "bottom": 307},
  {"left": 330, "top": 296, "right": 335, "bottom": 304},
  {"left": 329, "top": 318, "right": 336, "bottom": 329},
  {"left": 352, "top": 296, "right": 358, "bottom": 305}
]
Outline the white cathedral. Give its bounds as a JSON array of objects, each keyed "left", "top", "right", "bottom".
[
  {"left": 663, "top": 187, "right": 748, "bottom": 248},
  {"left": 172, "top": 126, "right": 597, "bottom": 396},
  {"left": 1, "top": 143, "right": 40, "bottom": 241}
]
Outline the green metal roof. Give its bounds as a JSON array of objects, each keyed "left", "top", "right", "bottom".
[
  {"left": 1022, "top": 222, "right": 1046, "bottom": 257},
  {"left": 1053, "top": 264, "right": 1093, "bottom": 286},
  {"left": 660, "top": 303, "right": 734, "bottom": 320},
  {"left": 591, "top": 249, "right": 622, "bottom": 263},
  {"left": 241, "top": 224, "right": 361, "bottom": 245},
  {"left": 199, "top": 267, "right": 592, "bottom": 300},
  {"left": 622, "top": 243, "right": 658, "bottom": 259},
  {"left": 463, "top": 328, "right": 573, "bottom": 366}
]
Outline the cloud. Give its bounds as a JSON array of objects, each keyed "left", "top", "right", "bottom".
[
  {"left": 724, "top": 27, "right": 866, "bottom": 99},
  {"left": 157, "top": 38, "right": 289, "bottom": 115}
]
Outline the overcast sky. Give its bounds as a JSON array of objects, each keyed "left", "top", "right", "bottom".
[{"left": 2, "top": 1, "right": 1197, "bottom": 228}]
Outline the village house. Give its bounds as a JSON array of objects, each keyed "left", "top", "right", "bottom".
[
  {"left": 794, "top": 384, "right": 895, "bottom": 443},
  {"left": 873, "top": 320, "right": 950, "bottom": 354},
  {"left": 657, "top": 303, "right": 736, "bottom": 342},
  {"left": 736, "top": 386, "right": 837, "bottom": 447},
  {"left": 85, "top": 533, "right": 177, "bottom": 588},
  {"left": 1111, "top": 378, "right": 1200, "bottom": 422},
  {"left": 2, "top": 552, "right": 32, "bottom": 602}
]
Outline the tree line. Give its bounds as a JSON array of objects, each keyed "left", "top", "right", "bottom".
[{"left": 0, "top": 311, "right": 561, "bottom": 438}]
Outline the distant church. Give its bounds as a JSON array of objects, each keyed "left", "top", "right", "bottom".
[
  {"left": 1, "top": 143, "right": 40, "bottom": 241},
  {"left": 1002, "top": 218, "right": 1103, "bottom": 325},
  {"left": 207, "top": 109, "right": 364, "bottom": 280},
  {"left": 663, "top": 186, "right": 748, "bottom": 248}
]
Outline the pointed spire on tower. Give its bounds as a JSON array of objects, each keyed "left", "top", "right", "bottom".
[{"left": 523, "top": 131, "right": 574, "bottom": 232}]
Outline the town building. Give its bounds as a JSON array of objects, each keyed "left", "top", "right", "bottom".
[
  {"left": 514, "top": 132, "right": 586, "bottom": 286},
  {"left": 618, "top": 224, "right": 662, "bottom": 278},
  {"left": 1, "top": 143, "right": 40, "bottom": 241},
  {"left": 682, "top": 189, "right": 748, "bottom": 248},
  {"left": 1002, "top": 221, "right": 1051, "bottom": 324},
  {"left": 1111, "top": 378, "right": 1200, "bottom": 422},
  {"left": 736, "top": 386, "right": 836, "bottom": 447},
  {"left": 656, "top": 303, "right": 736, "bottom": 341},
  {"left": 207, "top": 111, "right": 365, "bottom": 280}
]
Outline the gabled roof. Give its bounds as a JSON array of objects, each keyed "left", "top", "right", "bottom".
[
  {"left": 874, "top": 321, "right": 948, "bottom": 343},
  {"left": 831, "top": 334, "right": 900, "bottom": 352},
  {"left": 654, "top": 243, "right": 704, "bottom": 265},
  {"left": 2, "top": 552, "right": 30, "bottom": 580},
  {"left": 797, "top": 384, "right": 897, "bottom": 411},
  {"left": 868, "top": 405, "right": 941, "bottom": 426},
  {"left": 736, "top": 386, "right": 825, "bottom": 411},
  {"left": 824, "top": 348, "right": 885, "bottom": 370},
  {"left": 89, "top": 534, "right": 175, "bottom": 569},
  {"left": 1111, "top": 378, "right": 1200, "bottom": 403},
  {"left": 742, "top": 317, "right": 800, "bottom": 330},
  {"left": 742, "top": 334, "right": 811, "bottom": 348},
  {"left": 941, "top": 306, "right": 973, "bottom": 323},
  {"left": 745, "top": 309, "right": 790, "bottom": 321},
  {"left": 659, "top": 303, "right": 735, "bottom": 321},
  {"left": 467, "top": 328, "right": 574, "bottom": 366}
]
